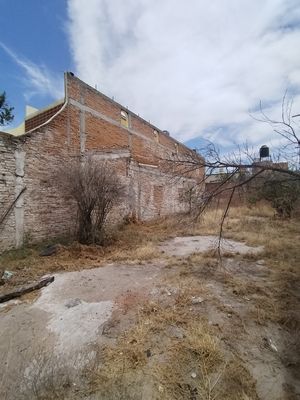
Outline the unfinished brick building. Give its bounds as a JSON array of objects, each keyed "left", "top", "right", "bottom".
[{"left": 0, "top": 73, "right": 202, "bottom": 252}]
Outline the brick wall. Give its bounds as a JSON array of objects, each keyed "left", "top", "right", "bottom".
[
  {"left": 25, "top": 103, "right": 64, "bottom": 132},
  {"left": 205, "top": 182, "right": 247, "bottom": 207},
  {"left": 85, "top": 114, "right": 129, "bottom": 150},
  {"left": 21, "top": 108, "right": 80, "bottom": 244},
  {"left": 0, "top": 73, "right": 203, "bottom": 252}
]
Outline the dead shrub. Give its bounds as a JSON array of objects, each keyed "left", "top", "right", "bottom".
[{"left": 56, "top": 157, "right": 125, "bottom": 245}]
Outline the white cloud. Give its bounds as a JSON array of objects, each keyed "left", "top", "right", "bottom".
[
  {"left": 0, "top": 42, "right": 63, "bottom": 101},
  {"left": 67, "top": 0, "right": 300, "bottom": 151}
]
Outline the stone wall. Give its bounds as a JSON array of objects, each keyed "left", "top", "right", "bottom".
[
  {"left": 0, "top": 73, "right": 203, "bottom": 252},
  {"left": 0, "top": 107, "right": 80, "bottom": 252},
  {"left": 0, "top": 134, "right": 18, "bottom": 250}
]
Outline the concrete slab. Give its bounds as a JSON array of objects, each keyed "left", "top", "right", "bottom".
[
  {"left": 0, "top": 262, "right": 164, "bottom": 400},
  {"left": 159, "top": 235, "right": 263, "bottom": 257}
]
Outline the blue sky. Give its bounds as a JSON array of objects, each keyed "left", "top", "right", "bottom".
[
  {"left": 1, "top": 0, "right": 300, "bottom": 154},
  {"left": 0, "top": 0, "right": 69, "bottom": 126}
]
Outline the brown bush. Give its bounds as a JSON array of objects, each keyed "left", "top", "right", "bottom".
[{"left": 57, "top": 157, "right": 125, "bottom": 244}]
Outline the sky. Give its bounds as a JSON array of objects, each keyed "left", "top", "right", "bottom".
[{"left": 1, "top": 0, "right": 300, "bottom": 154}]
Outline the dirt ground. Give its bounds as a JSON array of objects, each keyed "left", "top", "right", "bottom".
[{"left": 0, "top": 207, "right": 299, "bottom": 399}]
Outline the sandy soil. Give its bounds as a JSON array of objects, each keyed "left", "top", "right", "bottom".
[
  {"left": 198, "top": 259, "right": 300, "bottom": 400},
  {"left": 0, "top": 236, "right": 299, "bottom": 400}
]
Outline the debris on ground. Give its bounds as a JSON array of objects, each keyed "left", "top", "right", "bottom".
[
  {"left": 0, "top": 276, "right": 54, "bottom": 303},
  {"left": 65, "top": 298, "right": 82, "bottom": 308},
  {"left": 2, "top": 270, "right": 14, "bottom": 281},
  {"left": 191, "top": 296, "right": 205, "bottom": 304},
  {"left": 39, "top": 244, "right": 58, "bottom": 257},
  {"left": 263, "top": 337, "right": 278, "bottom": 352}
]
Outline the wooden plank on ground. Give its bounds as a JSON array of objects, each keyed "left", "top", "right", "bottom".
[{"left": 0, "top": 276, "right": 54, "bottom": 303}]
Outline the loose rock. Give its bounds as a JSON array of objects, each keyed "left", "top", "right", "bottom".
[
  {"left": 65, "top": 298, "right": 82, "bottom": 308},
  {"left": 191, "top": 296, "right": 204, "bottom": 304},
  {"left": 39, "top": 245, "right": 58, "bottom": 257}
]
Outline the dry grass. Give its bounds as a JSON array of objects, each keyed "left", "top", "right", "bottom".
[
  {"left": 198, "top": 206, "right": 300, "bottom": 276},
  {"left": 151, "top": 322, "right": 223, "bottom": 400},
  {"left": 0, "top": 214, "right": 183, "bottom": 291},
  {"left": 108, "top": 242, "right": 158, "bottom": 262},
  {"left": 1, "top": 347, "right": 81, "bottom": 400},
  {"left": 191, "top": 208, "right": 300, "bottom": 332},
  {"left": 86, "top": 266, "right": 259, "bottom": 400},
  {"left": 90, "top": 294, "right": 257, "bottom": 400},
  {"left": 1, "top": 204, "right": 298, "bottom": 398},
  {"left": 162, "top": 206, "right": 300, "bottom": 333},
  {"left": 1, "top": 205, "right": 299, "bottom": 313}
]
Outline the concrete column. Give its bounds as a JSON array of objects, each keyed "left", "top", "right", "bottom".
[
  {"left": 14, "top": 150, "right": 26, "bottom": 248},
  {"left": 127, "top": 160, "right": 137, "bottom": 218},
  {"left": 80, "top": 110, "right": 86, "bottom": 154},
  {"left": 79, "top": 86, "right": 86, "bottom": 155}
]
